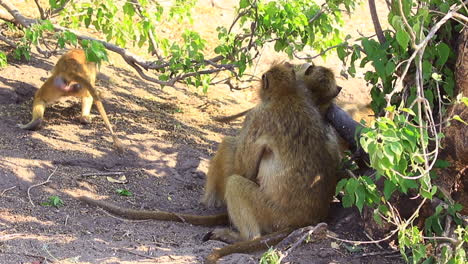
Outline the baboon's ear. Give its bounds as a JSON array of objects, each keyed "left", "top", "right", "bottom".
[
  {"left": 262, "top": 73, "right": 269, "bottom": 90},
  {"left": 304, "top": 64, "right": 314, "bottom": 76}
]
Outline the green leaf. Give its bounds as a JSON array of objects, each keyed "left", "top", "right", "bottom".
[
  {"left": 440, "top": 2, "right": 449, "bottom": 13},
  {"left": 342, "top": 193, "right": 354, "bottom": 208},
  {"left": 345, "top": 178, "right": 359, "bottom": 194},
  {"left": 337, "top": 45, "right": 347, "bottom": 61},
  {"left": 436, "top": 42, "right": 450, "bottom": 66},
  {"left": 383, "top": 180, "right": 397, "bottom": 200},
  {"left": 373, "top": 209, "right": 383, "bottom": 226},
  {"left": 461, "top": 97, "right": 468, "bottom": 107},
  {"left": 116, "top": 189, "right": 133, "bottom": 196},
  {"left": 0, "top": 52, "right": 7, "bottom": 68},
  {"left": 343, "top": 244, "right": 363, "bottom": 253},
  {"left": 401, "top": 108, "right": 416, "bottom": 116},
  {"left": 123, "top": 3, "right": 135, "bottom": 16},
  {"left": 434, "top": 159, "right": 450, "bottom": 169},
  {"left": 355, "top": 185, "right": 366, "bottom": 213},
  {"left": 452, "top": 115, "right": 468, "bottom": 125},
  {"left": 385, "top": 61, "right": 396, "bottom": 75},
  {"left": 396, "top": 30, "right": 410, "bottom": 50},
  {"left": 239, "top": 0, "right": 250, "bottom": 9},
  {"left": 335, "top": 179, "right": 348, "bottom": 195}
]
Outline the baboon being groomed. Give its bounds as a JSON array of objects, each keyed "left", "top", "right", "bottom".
[
  {"left": 203, "top": 62, "right": 341, "bottom": 246},
  {"left": 203, "top": 62, "right": 342, "bottom": 209}
]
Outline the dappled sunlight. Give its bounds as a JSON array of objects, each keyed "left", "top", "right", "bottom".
[
  {"left": 1, "top": 209, "right": 54, "bottom": 227},
  {"left": 0, "top": 158, "right": 44, "bottom": 183}
]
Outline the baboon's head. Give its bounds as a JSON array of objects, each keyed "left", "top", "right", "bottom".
[
  {"left": 259, "top": 62, "right": 296, "bottom": 101},
  {"left": 295, "top": 63, "right": 341, "bottom": 108}
]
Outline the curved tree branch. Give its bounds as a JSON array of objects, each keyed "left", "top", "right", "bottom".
[
  {"left": 0, "top": 34, "right": 17, "bottom": 48},
  {"left": 368, "top": 0, "right": 385, "bottom": 44}
]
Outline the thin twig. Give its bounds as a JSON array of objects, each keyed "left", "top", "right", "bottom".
[
  {"left": 275, "top": 223, "right": 328, "bottom": 262},
  {"left": 27, "top": 167, "right": 58, "bottom": 207},
  {"left": 327, "top": 228, "right": 399, "bottom": 245},
  {"left": 1, "top": 185, "right": 17, "bottom": 196},
  {"left": 294, "top": 43, "right": 347, "bottom": 60},
  {"left": 355, "top": 250, "right": 400, "bottom": 258},
  {"left": 81, "top": 171, "right": 124, "bottom": 177},
  {"left": 116, "top": 247, "right": 160, "bottom": 260}
]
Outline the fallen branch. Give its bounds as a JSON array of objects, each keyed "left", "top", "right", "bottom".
[
  {"left": 27, "top": 166, "right": 58, "bottom": 207},
  {"left": 274, "top": 223, "right": 328, "bottom": 263},
  {"left": 0, "top": 34, "right": 17, "bottom": 48},
  {"left": 327, "top": 228, "right": 399, "bottom": 245}
]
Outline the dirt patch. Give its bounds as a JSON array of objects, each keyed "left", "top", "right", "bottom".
[{"left": 0, "top": 1, "right": 403, "bottom": 263}]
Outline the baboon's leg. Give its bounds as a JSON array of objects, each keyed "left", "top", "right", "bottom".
[
  {"left": 203, "top": 136, "right": 236, "bottom": 207},
  {"left": 80, "top": 91, "right": 93, "bottom": 124},
  {"left": 211, "top": 174, "right": 274, "bottom": 242}
]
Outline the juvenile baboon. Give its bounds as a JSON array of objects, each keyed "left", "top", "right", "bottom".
[
  {"left": 19, "top": 49, "right": 123, "bottom": 152},
  {"left": 212, "top": 63, "right": 342, "bottom": 123},
  {"left": 203, "top": 62, "right": 342, "bottom": 207}
]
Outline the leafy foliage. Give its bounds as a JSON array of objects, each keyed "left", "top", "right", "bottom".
[
  {"left": 335, "top": 0, "right": 467, "bottom": 263},
  {"left": 9, "top": 0, "right": 356, "bottom": 90},
  {"left": 259, "top": 248, "right": 280, "bottom": 264}
]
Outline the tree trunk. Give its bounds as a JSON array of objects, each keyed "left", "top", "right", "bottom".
[{"left": 437, "top": 28, "right": 468, "bottom": 214}]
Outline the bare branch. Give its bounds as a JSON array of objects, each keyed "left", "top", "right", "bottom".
[
  {"left": 369, "top": 0, "right": 386, "bottom": 44},
  {"left": 27, "top": 167, "right": 58, "bottom": 207},
  {"left": 0, "top": 9, "right": 16, "bottom": 24},
  {"left": 275, "top": 223, "right": 328, "bottom": 263},
  {"left": 294, "top": 43, "right": 347, "bottom": 60},
  {"left": 0, "top": 0, "right": 36, "bottom": 27},
  {"left": 33, "top": 0, "right": 46, "bottom": 20},
  {"left": 0, "top": 34, "right": 17, "bottom": 48}
]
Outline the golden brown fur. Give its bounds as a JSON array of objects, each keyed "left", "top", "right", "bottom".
[
  {"left": 19, "top": 49, "right": 123, "bottom": 152},
  {"left": 212, "top": 63, "right": 341, "bottom": 122},
  {"left": 203, "top": 63, "right": 342, "bottom": 208},
  {"left": 203, "top": 62, "right": 340, "bottom": 245}
]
